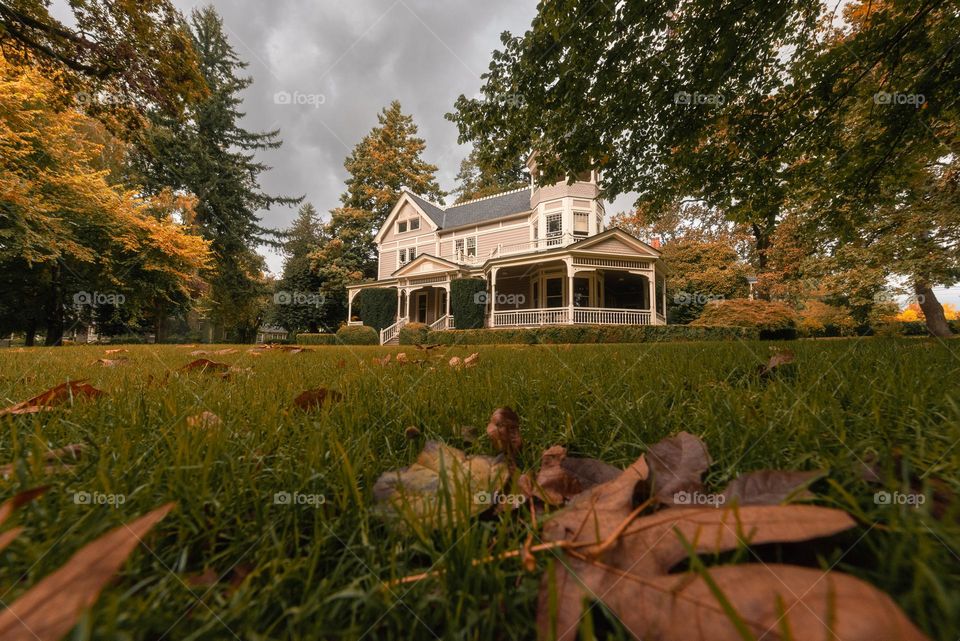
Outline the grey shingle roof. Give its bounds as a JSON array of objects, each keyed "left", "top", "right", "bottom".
[{"left": 405, "top": 188, "right": 531, "bottom": 230}]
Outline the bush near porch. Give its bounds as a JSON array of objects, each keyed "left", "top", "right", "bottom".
[
  {"left": 450, "top": 278, "right": 487, "bottom": 329},
  {"left": 398, "top": 324, "right": 758, "bottom": 345},
  {"left": 691, "top": 298, "right": 798, "bottom": 339},
  {"left": 354, "top": 288, "right": 396, "bottom": 332},
  {"left": 297, "top": 325, "right": 379, "bottom": 345}
]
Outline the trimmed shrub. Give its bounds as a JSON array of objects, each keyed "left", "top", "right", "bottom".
[
  {"left": 398, "top": 324, "right": 759, "bottom": 345},
  {"left": 355, "top": 288, "right": 397, "bottom": 332},
  {"left": 296, "top": 333, "right": 338, "bottom": 345},
  {"left": 450, "top": 278, "right": 487, "bottom": 329},
  {"left": 335, "top": 325, "right": 379, "bottom": 345},
  {"left": 691, "top": 298, "right": 798, "bottom": 339},
  {"left": 399, "top": 322, "right": 429, "bottom": 345}
]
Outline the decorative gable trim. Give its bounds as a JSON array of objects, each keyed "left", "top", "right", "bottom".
[
  {"left": 391, "top": 253, "right": 460, "bottom": 277},
  {"left": 374, "top": 192, "right": 440, "bottom": 244},
  {"left": 571, "top": 228, "right": 662, "bottom": 257}
]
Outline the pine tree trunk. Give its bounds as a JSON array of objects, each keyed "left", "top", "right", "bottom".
[
  {"left": 915, "top": 282, "right": 954, "bottom": 337},
  {"left": 24, "top": 318, "right": 36, "bottom": 347},
  {"left": 154, "top": 303, "right": 168, "bottom": 343},
  {"left": 43, "top": 265, "right": 64, "bottom": 346}
]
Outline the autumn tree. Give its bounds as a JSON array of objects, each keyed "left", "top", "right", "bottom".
[
  {"left": 270, "top": 203, "right": 332, "bottom": 334},
  {"left": 0, "top": 52, "right": 209, "bottom": 345},
  {"left": 311, "top": 101, "right": 443, "bottom": 317}
]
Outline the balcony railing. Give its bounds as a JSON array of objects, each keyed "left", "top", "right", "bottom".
[
  {"left": 490, "top": 307, "right": 652, "bottom": 328},
  {"left": 495, "top": 233, "right": 586, "bottom": 258}
]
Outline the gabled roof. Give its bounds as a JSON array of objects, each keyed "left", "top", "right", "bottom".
[
  {"left": 390, "top": 253, "right": 460, "bottom": 277},
  {"left": 571, "top": 227, "right": 662, "bottom": 257},
  {"left": 405, "top": 187, "right": 532, "bottom": 230}
]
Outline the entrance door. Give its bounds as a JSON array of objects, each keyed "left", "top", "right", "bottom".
[{"left": 415, "top": 292, "right": 428, "bottom": 323}]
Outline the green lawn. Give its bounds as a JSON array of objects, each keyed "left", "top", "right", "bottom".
[{"left": 0, "top": 339, "right": 958, "bottom": 640}]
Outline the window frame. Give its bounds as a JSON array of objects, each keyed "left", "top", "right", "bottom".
[
  {"left": 397, "top": 220, "right": 407, "bottom": 234},
  {"left": 465, "top": 236, "right": 477, "bottom": 257},
  {"left": 573, "top": 211, "right": 590, "bottom": 237},
  {"left": 408, "top": 218, "right": 420, "bottom": 231},
  {"left": 545, "top": 213, "right": 562, "bottom": 237}
]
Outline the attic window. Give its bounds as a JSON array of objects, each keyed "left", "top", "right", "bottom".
[
  {"left": 409, "top": 218, "right": 420, "bottom": 231},
  {"left": 397, "top": 221, "right": 407, "bottom": 234}
]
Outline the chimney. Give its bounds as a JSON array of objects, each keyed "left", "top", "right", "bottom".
[{"left": 650, "top": 237, "right": 662, "bottom": 249}]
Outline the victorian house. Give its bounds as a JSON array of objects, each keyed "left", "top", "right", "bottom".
[{"left": 346, "top": 157, "right": 668, "bottom": 344}]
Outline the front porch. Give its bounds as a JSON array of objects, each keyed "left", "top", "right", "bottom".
[{"left": 486, "top": 256, "right": 666, "bottom": 328}]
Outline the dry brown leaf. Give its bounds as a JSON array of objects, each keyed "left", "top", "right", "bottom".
[
  {"left": 0, "top": 444, "right": 86, "bottom": 479},
  {"left": 373, "top": 354, "right": 392, "bottom": 367},
  {"left": 535, "top": 432, "right": 926, "bottom": 641},
  {"left": 646, "top": 431, "right": 711, "bottom": 505},
  {"left": 404, "top": 426, "right": 421, "bottom": 440},
  {"left": 463, "top": 352, "right": 480, "bottom": 368},
  {"left": 0, "top": 527, "right": 22, "bottom": 553},
  {"left": 415, "top": 343, "right": 441, "bottom": 351},
  {"left": 0, "top": 381, "right": 105, "bottom": 417},
  {"left": 373, "top": 441, "right": 507, "bottom": 529},
  {"left": 0, "top": 486, "right": 49, "bottom": 526},
  {"left": 396, "top": 352, "right": 409, "bottom": 364},
  {"left": 186, "top": 411, "right": 222, "bottom": 429},
  {"left": 293, "top": 388, "right": 343, "bottom": 411},
  {"left": 720, "top": 469, "right": 824, "bottom": 505},
  {"left": 103, "top": 348, "right": 127, "bottom": 355},
  {"left": 185, "top": 567, "right": 219, "bottom": 588},
  {"left": 519, "top": 446, "right": 619, "bottom": 506},
  {"left": 448, "top": 356, "right": 462, "bottom": 369},
  {"left": 758, "top": 349, "right": 795, "bottom": 378},
  {"left": 486, "top": 407, "right": 521, "bottom": 457},
  {"left": 0, "top": 503, "right": 174, "bottom": 641},
  {"left": 179, "top": 359, "right": 230, "bottom": 374},
  {"left": 92, "top": 358, "right": 127, "bottom": 368}
]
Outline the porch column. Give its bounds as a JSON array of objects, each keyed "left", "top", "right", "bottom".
[
  {"left": 444, "top": 283, "right": 451, "bottom": 316},
  {"left": 489, "top": 267, "right": 499, "bottom": 325},
  {"left": 660, "top": 275, "right": 667, "bottom": 325},
  {"left": 647, "top": 273, "right": 656, "bottom": 324},
  {"left": 396, "top": 288, "right": 402, "bottom": 321},
  {"left": 347, "top": 289, "right": 356, "bottom": 323},
  {"left": 566, "top": 260, "right": 575, "bottom": 324}
]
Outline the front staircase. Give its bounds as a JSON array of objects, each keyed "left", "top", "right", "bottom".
[{"left": 379, "top": 318, "right": 407, "bottom": 345}]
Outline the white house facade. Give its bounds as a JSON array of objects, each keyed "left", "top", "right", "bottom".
[{"left": 346, "top": 157, "right": 668, "bottom": 344}]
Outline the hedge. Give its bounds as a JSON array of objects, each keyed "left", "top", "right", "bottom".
[
  {"left": 297, "top": 325, "right": 379, "bottom": 345},
  {"left": 354, "top": 288, "right": 396, "bottom": 332},
  {"left": 398, "top": 322, "right": 429, "bottom": 345},
  {"left": 398, "top": 324, "right": 759, "bottom": 345},
  {"left": 450, "top": 278, "right": 487, "bottom": 329}
]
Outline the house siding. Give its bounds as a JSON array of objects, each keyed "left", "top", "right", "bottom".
[
  {"left": 437, "top": 219, "right": 530, "bottom": 262},
  {"left": 579, "top": 237, "right": 646, "bottom": 256},
  {"left": 379, "top": 201, "right": 437, "bottom": 246}
]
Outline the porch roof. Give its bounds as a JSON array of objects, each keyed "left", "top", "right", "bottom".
[{"left": 480, "top": 227, "right": 662, "bottom": 271}]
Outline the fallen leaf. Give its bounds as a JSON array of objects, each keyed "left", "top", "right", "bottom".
[
  {"left": 0, "top": 503, "right": 174, "bottom": 641},
  {"left": 0, "top": 381, "right": 105, "bottom": 417},
  {"left": 463, "top": 352, "right": 480, "bottom": 368},
  {"left": 0, "top": 486, "right": 49, "bottom": 525},
  {"left": 448, "top": 356, "right": 462, "bottom": 369},
  {"left": 185, "top": 567, "right": 219, "bottom": 588},
  {"left": 404, "top": 425, "right": 421, "bottom": 439},
  {"left": 0, "top": 444, "right": 86, "bottom": 479},
  {"left": 396, "top": 352, "right": 409, "bottom": 364},
  {"left": 720, "top": 469, "right": 824, "bottom": 505},
  {"left": 103, "top": 348, "right": 127, "bottom": 355},
  {"left": 92, "top": 358, "right": 127, "bottom": 367},
  {"left": 373, "top": 441, "right": 507, "bottom": 529},
  {"left": 337, "top": 359, "right": 347, "bottom": 368},
  {"left": 646, "top": 431, "right": 711, "bottom": 505},
  {"left": 373, "top": 354, "right": 392, "bottom": 367},
  {"left": 758, "top": 349, "right": 795, "bottom": 378},
  {"left": 486, "top": 407, "right": 521, "bottom": 457},
  {"left": 179, "top": 359, "right": 230, "bottom": 374},
  {"left": 520, "top": 446, "right": 621, "bottom": 506},
  {"left": 415, "top": 343, "right": 441, "bottom": 351},
  {"left": 186, "top": 411, "right": 222, "bottom": 429},
  {"left": 293, "top": 388, "right": 343, "bottom": 411}
]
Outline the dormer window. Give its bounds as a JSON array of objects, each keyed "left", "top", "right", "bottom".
[
  {"left": 397, "top": 221, "right": 407, "bottom": 234},
  {"left": 409, "top": 218, "right": 420, "bottom": 231},
  {"left": 397, "top": 217, "right": 420, "bottom": 234}
]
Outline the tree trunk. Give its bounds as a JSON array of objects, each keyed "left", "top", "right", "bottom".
[
  {"left": 154, "top": 303, "right": 168, "bottom": 343},
  {"left": 751, "top": 220, "right": 774, "bottom": 301},
  {"left": 43, "top": 265, "right": 64, "bottom": 346},
  {"left": 24, "top": 317, "right": 36, "bottom": 347},
  {"left": 915, "top": 281, "right": 954, "bottom": 337}
]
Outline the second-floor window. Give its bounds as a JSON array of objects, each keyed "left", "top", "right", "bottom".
[
  {"left": 574, "top": 211, "right": 589, "bottom": 238},
  {"left": 454, "top": 237, "right": 477, "bottom": 258},
  {"left": 409, "top": 218, "right": 420, "bottom": 231},
  {"left": 546, "top": 213, "right": 562, "bottom": 244},
  {"left": 399, "top": 247, "right": 416, "bottom": 265},
  {"left": 397, "top": 217, "right": 420, "bottom": 234}
]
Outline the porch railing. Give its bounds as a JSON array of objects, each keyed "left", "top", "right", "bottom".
[
  {"left": 573, "top": 307, "right": 652, "bottom": 325},
  {"left": 379, "top": 318, "right": 407, "bottom": 344},
  {"left": 491, "top": 307, "right": 652, "bottom": 327},
  {"left": 429, "top": 315, "right": 454, "bottom": 331},
  {"left": 495, "top": 233, "right": 587, "bottom": 258}
]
